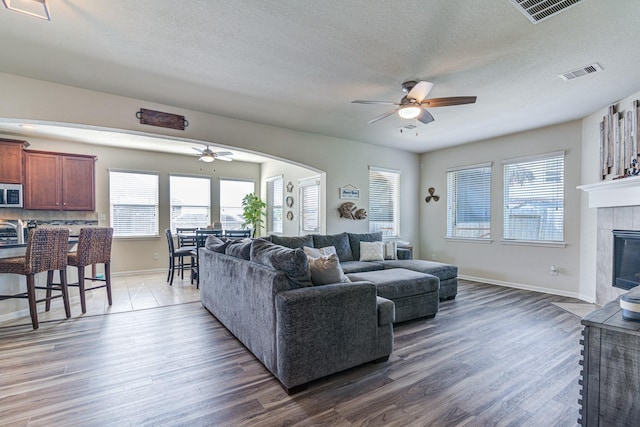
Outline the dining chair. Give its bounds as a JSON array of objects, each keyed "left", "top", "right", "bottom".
[
  {"left": 191, "top": 229, "right": 223, "bottom": 287},
  {"left": 165, "top": 229, "right": 193, "bottom": 286},
  {"left": 176, "top": 227, "right": 198, "bottom": 248},
  {"left": 66, "top": 227, "right": 113, "bottom": 314},
  {"left": 224, "top": 229, "right": 252, "bottom": 239},
  {"left": 0, "top": 227, "right": 71, "bottom": 329}
]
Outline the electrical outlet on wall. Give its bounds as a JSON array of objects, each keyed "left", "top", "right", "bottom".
[
  {"left": 549, "top": 265, "right": 558, "bottom": 276},
  {"left": 153, "top": 252, "right": 159, "bottom": 260}
]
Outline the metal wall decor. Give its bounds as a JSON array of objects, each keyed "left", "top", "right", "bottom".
[
  {"left": 286, "top": 196, "right": 294, "bottom": 207},
  {"left": 286, "top": 181, "right": 294, "bottom": 193},
  {"left": 338, "top": 202, "right": 367, "bottom": 220},
  {"left": 425, "top": 187, "right": 440, "bottom": 203},
  {"left": 136, "top": 108, "right": 189, "bottom": 130},
  {"left": 286, "top": 211, "right": 294, "bottom": 221}
]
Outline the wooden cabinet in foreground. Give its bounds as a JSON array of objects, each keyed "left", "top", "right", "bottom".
[
  {"left": 24, "top": 150, "right": 96, "bottom": 211},
  {"left": 0, "top": 138, "right": 27, "bottom": 183}
]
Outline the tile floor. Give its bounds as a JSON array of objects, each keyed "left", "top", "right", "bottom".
[{"left": 0, "top": 271, "right": 200, "bottom": 329}]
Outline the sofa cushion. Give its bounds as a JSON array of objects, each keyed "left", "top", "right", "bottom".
[
  {"left": 377, "top": 260, "right": 458, "bottom": 281},
  {"left": 225, "top": 238, "right": 252, "bottom": 260},
  {"left": 347, "top": 268, "right": 439, "bottom": 299},
  {"left": 250, "top": 238, "right": 312, "bottom": 288},
  {"left": 270, "top": 234, "right": 313, "bottom": 249},
  {"left": 341, "top": 260, "right": 385, "bottom": 274},
  {"left": 307, "top": 253, "right": 350, "bottom": 285},
  {"left": 312, "top": 232, "right": 353, "bottom": 262},
  {"left": 205, "top": 235, "right": 231, "bottom": 253},
  {"left": 303, "top": 246, "right": 336, "bottom": 258},
  {"left": 383, "top": 241, "right": 398, "bottom": 260},
  {"left": 359, "top": 241, "right": 384, "bottom": 261},
  {"left": 348, "top": 232, "right": 383, "bottom": 261}
]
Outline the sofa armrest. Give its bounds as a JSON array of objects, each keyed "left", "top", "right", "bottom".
[
  {"left": 275, "top": 281, "right": 389, "bottom": 389},
  {"left": 397, "top": 247, "right": 412, "bottom": 260}
]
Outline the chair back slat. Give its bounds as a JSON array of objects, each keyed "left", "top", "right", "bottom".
[
  {"left": 25, "top": 228, "right": 70, "bottom": 274},
  {"left": 75, "top": 227, "right": 114, "bottom": 266}
]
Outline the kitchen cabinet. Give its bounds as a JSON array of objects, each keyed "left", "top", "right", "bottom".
[
  {"left": 24, "top": 150, "right": 96, "bottom": 211},
  {"left": 0, "top": 138, "right": 26, "bottom": 183}
]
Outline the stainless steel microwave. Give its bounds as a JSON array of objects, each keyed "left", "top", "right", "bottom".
[{"left": 0, "top": 183, "right": 23, "bottom": 208}]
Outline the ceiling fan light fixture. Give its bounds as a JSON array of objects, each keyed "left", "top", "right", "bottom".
[
  {"left": 199, "top": 154, "right": 215, "bottom": 162},
  {"left": 398, "top": 105, "right": 421, "bottom": 119}
]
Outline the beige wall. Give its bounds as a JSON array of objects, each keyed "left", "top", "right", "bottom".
[{"left": 420, "top": 121, "right": 583, "bottom": 298}]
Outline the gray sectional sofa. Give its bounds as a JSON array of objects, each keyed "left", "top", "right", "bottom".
[{"left": 198, "top": 232, "right": 459, "bottom": 392}]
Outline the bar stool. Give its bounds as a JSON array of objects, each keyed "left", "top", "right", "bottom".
[
  {"left": 0, "top": 227, "right": 71, "bottom": 329},
  {"left": 165, "top": 229, "right": 193, "bottom": 286},
  {"left": 66, "top": 227, "right": 114, "bottom": 314}
]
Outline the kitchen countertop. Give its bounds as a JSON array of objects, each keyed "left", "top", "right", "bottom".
[{"left": 0, "top": 238, "right": 78, "bottom": 259}]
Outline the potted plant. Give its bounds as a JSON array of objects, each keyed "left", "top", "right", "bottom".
[{"left": 241, "top": 193, "right": 266, "bottom": 237}]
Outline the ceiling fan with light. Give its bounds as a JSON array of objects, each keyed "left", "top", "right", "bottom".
[
  {"left": 352, "top": 80, "right": 477, "bottom": 125},
  {"left": 192, "top": 146, "right": 233, "bottom": 163}
]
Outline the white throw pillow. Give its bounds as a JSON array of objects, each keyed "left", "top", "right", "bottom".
[
  {"left": 307, "top": 253, "right": 350, "bottom": 285},
  {"left": 384, "top": 241, "right": 397, "bottom": 260},
  {"left": 359, "top": 241, "right": 384, "bottom": 261},
  {"left": 303, "top": 245, "right": 337, "bottom": 258}
]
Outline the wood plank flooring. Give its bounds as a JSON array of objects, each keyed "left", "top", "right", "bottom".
[{"left": 0, "top": 280, "right": 584, "bottom": 426}]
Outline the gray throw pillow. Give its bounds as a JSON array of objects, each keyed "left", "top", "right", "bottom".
[
  {"left": 205, "top": 236, "right": 230, "bottom": 253},
  {"left": 225, "top": 238, "right": 252, "bottom": 260},
  {"left": 250, "top": 238, "right": 312, "bottom": 288},
  {"left": 348, "top": 232, "right": 383, "bottom": 261},
  {"left": 307, "top": 253, "right": 350, "bottom": 286},
  {"left": 312, "top": 232, "right": 353, "bottom": 262},
  {"left": 270, "top": 234, "right": 313, "bottom": 249}
]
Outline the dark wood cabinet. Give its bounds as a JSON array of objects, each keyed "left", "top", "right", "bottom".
[
  {"left": 579, "top": 295, "right": 640, "bottom": 426},
  {"left": 24, "top": 150, "right": 95, "bottom": 211},
  {"left": 0, "top": 138, "right": 26, "bottom": 183}
]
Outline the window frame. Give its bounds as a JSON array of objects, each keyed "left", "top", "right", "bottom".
[
  {"left": 446, "top": 162, "right": 492, "bottom": 241},
  {"left": 298, "top": 176, "right": 321, "bottom": 234},
  {"left": 368, "top": 166, "right": 401, "bottom": 238},
  {"left": 169, "top": 174, "right": 211, "bottom": 233},
  {"left": 219, "top": 178, "right": 255, "bottom": 230},
  {"left": 502, "top": 151, "right": 565, "bottom": 246},
  {"left": 266, "top": 175, "right": 284, "bottom": 235},
  {"left": 109, "top": 170, "right": 159, "bottom": 238}
]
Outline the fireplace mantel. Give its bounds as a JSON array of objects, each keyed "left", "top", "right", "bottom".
[{"left": 578, "top": 176, "right": 640, "bottom": 208}]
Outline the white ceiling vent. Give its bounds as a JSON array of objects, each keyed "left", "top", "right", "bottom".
[
  {"left": 559, "top": 63, "right": 603, "bottom": 81},
  {"left": 510, "top": 0, "right": 586, "bottom": 24}
]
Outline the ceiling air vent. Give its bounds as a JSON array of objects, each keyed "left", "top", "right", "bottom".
[
  {"left": 510, "top": 0, "right": 586, "bottom": 24},
  {"left": 559, "top": 63, "right": 603, "bottom": 81}
]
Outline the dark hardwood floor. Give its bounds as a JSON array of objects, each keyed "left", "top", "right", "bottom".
[{"left": 0, "top": 280, "right": 584, "bottom": 426}]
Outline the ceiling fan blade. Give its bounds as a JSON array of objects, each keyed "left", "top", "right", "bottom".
[
  {"left": 217, "top": 156, "right": 233, "bottom": 161},
  {"left": 367, "top": 108, "right": 399, "bottom": 124},
  {"left": 215, "top": 151, "right": 233, "bottom": 157},
  {"left": 417, "top": 108, "right": 435, "bottom": 125},
  {"left": 421, "top": 96, "right": 477, "bottom": 107},
  {"left": 352, "top": 100, "right": 398, "bottom": 105},
  {"left": 191, "top": 146, "right": 204, "bottom": 153},
  {"left": 407, "top": 81, "right": 434, "bottom": 103}
]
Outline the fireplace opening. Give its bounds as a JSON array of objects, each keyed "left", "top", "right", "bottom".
[{"left": 613, "top": 230, "right": 640, "bottom": 290}]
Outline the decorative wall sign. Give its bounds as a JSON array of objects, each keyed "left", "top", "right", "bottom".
[
  {"left": 338, "top": 202, "right": 367, "bottom": 220},
  {"left": 286, "top": 196, "right": 294, "bottom": 207},
  {"left": 600, "top": 101, "right": 640, "bottom": 180},
  {"left": 425, "top": 187, "right": 440, "bottom": 203},
  {"left": 286, "top": 181, "right": 294, "bottom": 193},
  {"left": 136, "top": 108, "right": 189, "bottom": 130},
  {"left": 339, "top": 185, "right": 360, "bottom": 199}
]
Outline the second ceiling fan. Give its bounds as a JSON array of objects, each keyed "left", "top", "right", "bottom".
[
  {"left": 192, "top": 146, "right": 233, "bottom": 163},
  {"left": 352, "top": 80, "right": 476, "bottom": 125}
]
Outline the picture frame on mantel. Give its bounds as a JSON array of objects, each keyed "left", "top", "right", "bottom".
[{"left": 340, "top": 185, "right": 360, "bottom": 199}]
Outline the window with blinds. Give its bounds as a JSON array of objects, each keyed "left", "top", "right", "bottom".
[
  {"left": 266, "top": 175, "right": 283, "bottom": 234},
  {"left": 109, "top": 171, "right": 159, "bottom": 237},
  {"left": 369, "top": 167, "right": 400, "bottom": 237},
  {"left": 503, "top": 152, "right": 564, "bottom": 243},
  {"left": 299, "top": 176, "right": 320, "bottom": 233},
  {"left": 220, "top": 179, "right": 254, "bottom": 230},
  {"left": 447, "top": 163, "right": 492, "bottom": 239},
  {"left": 169, "top": 175, "right": 210, "bottom": 232}
]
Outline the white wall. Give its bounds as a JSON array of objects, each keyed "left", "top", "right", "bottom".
[
  {"left": 579, "top": 88, "right": 640, "bottom": 302},
  {"left": 0, "top": 72, "right": 421, "bottom": 257},
  {"left": 420, "top": 121, "right": 583, "bottom": 298}
]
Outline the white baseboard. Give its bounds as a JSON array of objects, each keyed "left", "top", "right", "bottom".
[{"left": 458, "top": 274, "right": 587, "bottom": 302}]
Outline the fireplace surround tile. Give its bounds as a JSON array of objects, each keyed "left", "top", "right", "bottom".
[{"left": 613, "top": 206, "right": 634, "bottom": 230}]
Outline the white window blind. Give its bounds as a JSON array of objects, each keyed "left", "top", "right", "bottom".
[
  {"left": 266, "top": 175, "right": 283, "bottom": 234},
  {"left": 299, "top": 176, "right": 320, "bottom": 233},
  {"left": 369, "top": 167, "right": 400, "bottom": 237},
  {"left": 220, "top": 179, "right": 254, "bottom": 230},
  {"left": 447, "top": 163, "right": 492, "bottom": 239},
  {"left": 109, "top": 171, "right": 159, "bottom": 237},
  {"left": 503, "top": 152, "right": 564, "bottom": 242},
  {"left": 169, "top": 175, "right": 210, "bottom": 232}
]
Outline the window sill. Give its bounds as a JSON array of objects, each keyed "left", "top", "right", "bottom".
[
  {"left": 445, "top": 237, "right": 493, "bottom": 244},
  {"left": 114, "top": 235, "right": 160, "bottom": 240},
  {"left": 500, "top": 239, "right": 566, "bottom": 248}
]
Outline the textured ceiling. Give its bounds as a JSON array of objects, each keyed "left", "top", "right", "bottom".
[{"left": 0, "top": 0, "right": 639, "bottom": 154}]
